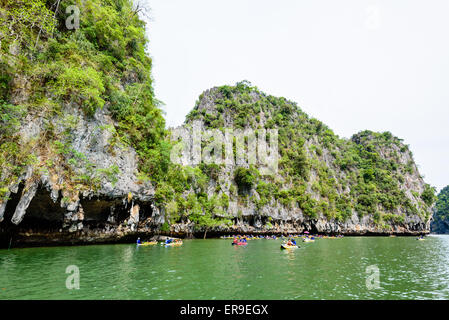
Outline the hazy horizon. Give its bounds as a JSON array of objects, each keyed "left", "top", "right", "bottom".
[{"left": 145, "top": 0, "right": 449, "bottom": 192}]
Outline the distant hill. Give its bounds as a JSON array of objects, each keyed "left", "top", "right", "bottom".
[{"left": 431, "top": 186, "right": 449, "bottom": 233}]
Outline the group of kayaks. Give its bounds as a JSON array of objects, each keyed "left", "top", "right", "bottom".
[
  {"left": 137, "top": 234, "right": 427, "bottom": 250},
  {"left": 222, "top": 235, "right": 278, "bottom": 240},
  {"left": 228, "top": 234, "right": 320, "bottom": 250},
  {"left": 136, "top": 238, "right": 183, "bottom": 247}
]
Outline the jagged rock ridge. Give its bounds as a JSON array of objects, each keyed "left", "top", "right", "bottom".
[{"left": 164, "top": 82, "right": 434, "bottom": 236}]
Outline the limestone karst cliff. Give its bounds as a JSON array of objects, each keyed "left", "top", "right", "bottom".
[
  {"left": 0, "top": 0, "right": 166, "bottom": 246},
  {"left": 166, "top": 83, "right": 435, "bottom": 237},
  {"left": 0, "top": 1, "right": 436, "bottom": 247}
]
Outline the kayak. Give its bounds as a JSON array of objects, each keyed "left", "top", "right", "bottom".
[
  {"left": 137, "top": 241, "right": 157, "bottom": 246},
  {"left": 232, "top": 242, "right": 247, "bottom": 246},
  {"left": 281, "top": 244, "right": 298, "bottom": 250},
  {"left": 164, "top": 241, "right": 183, "bottom": 246},
  {"left": 303, "top": 238, "right": 315, "bottom": 243},
  {"left": 417, "top": 238, "right": 425, "bottom": 241}
]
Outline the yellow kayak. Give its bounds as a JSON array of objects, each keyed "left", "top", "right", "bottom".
[
  {"left": 303, "top": 238, "right": 315, "bottom": 242},
  {"left": 417, "top": 238, "right": 425, "bottom": 241},
  {"left": 137, "top": 241, "right": 157, "bottom": 246},
  {"left": 164, "top": 241, "right": 183, "bottom": 246},
  {"left": 281, "top": 244, "right": 298, "bottom": 250}
]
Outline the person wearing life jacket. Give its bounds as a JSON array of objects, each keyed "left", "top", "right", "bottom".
[{"left": 137, "top": 237, "right": 141, "bottom": 244}]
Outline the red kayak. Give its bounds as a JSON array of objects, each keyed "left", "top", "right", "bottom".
[{"left": 232, "top": 242, "right": 247, "bottom": 246}]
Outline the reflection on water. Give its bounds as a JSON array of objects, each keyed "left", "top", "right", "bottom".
[{"left": 1, "top": 235, "right": 449, "bottom": 299}]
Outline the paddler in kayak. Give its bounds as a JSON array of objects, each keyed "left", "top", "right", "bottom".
[{"left": 137, "top": 237, "right": 141, "bottom": 245}]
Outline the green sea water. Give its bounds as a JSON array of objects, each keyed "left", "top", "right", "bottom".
[{"left": 1, "top": 235, "right": 449, "bottom": 300}]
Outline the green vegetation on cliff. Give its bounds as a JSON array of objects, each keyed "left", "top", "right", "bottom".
[
  {"left": 0, "top": 0, "right": 167, "bottom": 198},
  {"left": 0, "top": 1, "right": 436, "bottom": 234},
  {"left": 180, "top": 81, "right": 435, "bottom": 230},
  {"left": 431, "top": 186, "right": 449, "bottom": 234}
]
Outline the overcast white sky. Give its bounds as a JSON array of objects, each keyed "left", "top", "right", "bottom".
[{"left": 145, "top": 0, "right": 449, "bottom": 192}]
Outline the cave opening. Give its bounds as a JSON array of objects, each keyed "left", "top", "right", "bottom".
[
  {"left": 19, "top": 186, "right": 65, "bottom": 232},
  {"left": 80, "top": 197, "right": 126, "bottom": 228}
]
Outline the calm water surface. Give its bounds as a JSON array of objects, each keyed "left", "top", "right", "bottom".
[{"left": 1, "top": 235, "right": 449, "bottom": 299}]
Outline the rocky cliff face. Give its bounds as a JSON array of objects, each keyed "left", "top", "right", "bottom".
[
  {"left": 0, "top": 103, "right": 160, "bottom": 247},
  {"left": 0, "top": 1, "right": 436, "bottom": 248},
  {"left": 0, "top": 82, "right": 436, "bottom": 247},
  {"left": 164, "top": 83, "right": 434, "bottom": 236},
  {"left": 0, "top": 0, "right": 167, "bottom": 247}
]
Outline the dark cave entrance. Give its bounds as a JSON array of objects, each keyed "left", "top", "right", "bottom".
[{"left": 20, "top": 187, "right": 65, "bottom": 232}]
